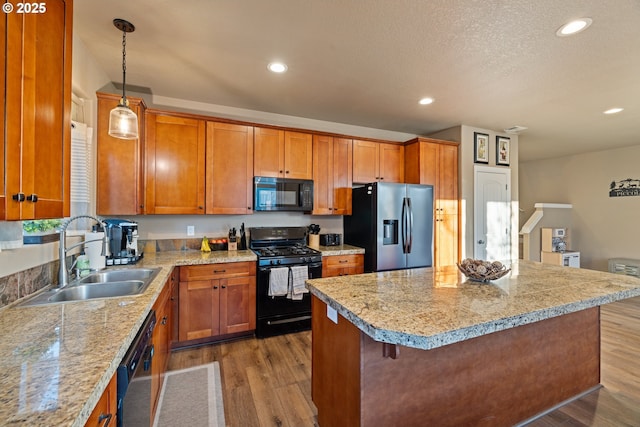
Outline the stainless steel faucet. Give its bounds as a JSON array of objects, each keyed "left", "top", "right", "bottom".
[{"left": 58, "top": 215, "right": 108, "bottom": 288}]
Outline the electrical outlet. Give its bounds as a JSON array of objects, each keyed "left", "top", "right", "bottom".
[{"left": 187, "top": 225, "right": 195, "bottom": 236}]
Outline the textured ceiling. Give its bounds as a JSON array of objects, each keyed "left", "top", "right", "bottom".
[{"left": 74, "top": 0, "right": 640, "bottom": 162}]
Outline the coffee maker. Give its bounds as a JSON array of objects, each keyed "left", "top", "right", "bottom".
[{"left": 103, "top": 218, "right": 142, "bottom": 265}]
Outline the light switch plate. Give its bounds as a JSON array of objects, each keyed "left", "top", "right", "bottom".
[{"left": 187, "top": 226, "right": 195, "bottom": 236}]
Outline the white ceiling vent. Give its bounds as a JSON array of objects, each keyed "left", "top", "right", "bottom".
[{"left": 504, "top": 126, "right": 528, "bottom": 134}]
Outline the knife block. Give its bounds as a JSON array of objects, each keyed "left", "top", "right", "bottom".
[{"left": 309, "top": 234, "right": 319, "bottom": 248}]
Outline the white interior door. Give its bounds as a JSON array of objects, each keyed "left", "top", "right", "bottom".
[{"left": 474, "top": 166, "right": 511, "bottom": 261}]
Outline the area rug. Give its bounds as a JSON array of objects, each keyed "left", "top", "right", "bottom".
[{"left": 153, "top": 362, "right": 226, "bottom": 427}]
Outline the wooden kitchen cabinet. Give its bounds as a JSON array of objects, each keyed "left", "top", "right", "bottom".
[
  {"left": 178, "top": 262, "right": 256, "bottom": 344},
  {"left": 322, "top": 254, "right": 364, "bottom": 277},
  {"left": 85, "top": 374, "right": 116, "bottom": 427},
  {"left": 145, "top": 112, "right": 206, "bottom": 214},
  {"left": 3, "top": 0, "right": 73, "bottom": 220},
  {"left": 312, "top": 135, "right": 353, "bottom": 215},
  {"left": 206, "top": 122, "right": 254, "bottom": 214},
  {"left": 254, "top": 127, "right": 313, "bottom": 179},
  {"left": 96, "top": 92, "right": 147, "bottom": 215},
  {"left": 353, "top": 140, "right": 404, "bottom": 184},
  {"left": 151, "top": 270, "right": 174, "bottom": 425},
  {"left": 405, "top": 138, "right": 460, "bottom": 267}
]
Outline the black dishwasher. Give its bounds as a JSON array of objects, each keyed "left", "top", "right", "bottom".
[{"left": 116, "top": 310, "right": 156, "bottom": 427}]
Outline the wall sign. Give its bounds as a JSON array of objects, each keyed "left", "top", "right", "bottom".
[{"left": 609, "top": 179, "right": 640, "bottom": 197}]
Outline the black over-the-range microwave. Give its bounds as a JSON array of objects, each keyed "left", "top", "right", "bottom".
[{"left": 254, "top": 176, "right": 314, "bottom": 212}]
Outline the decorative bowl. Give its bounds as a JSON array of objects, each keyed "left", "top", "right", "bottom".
[{"left": 456, "top": 259, "right": 511, "bottom": 282}]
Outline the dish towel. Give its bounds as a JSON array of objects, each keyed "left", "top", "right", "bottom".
[
  {"left": 289, "top": 265, "right": 309, "bottom": 300},
  {"left": 269, "top": 267, "right": 290, "bottom": 297}
]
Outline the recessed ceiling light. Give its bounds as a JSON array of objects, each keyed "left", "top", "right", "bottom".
[
  {"left": 556, "top": 18, "right": 592, "bottom": 37},
  {"left": 419, "top": 97, "right": 434, "bottom": 105},
  {"left": 603, "top": 108, "right": 623, "bottom": 115},
  {"left": 267, "top": 62, "right": 288, "bottom": 73}
]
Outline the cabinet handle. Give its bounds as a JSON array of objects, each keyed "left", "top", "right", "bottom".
[
  {"left": 213, "top": 269, "right": 226, "bottom": 274},
  {"left": 338, "top": 260, "right": 348, "bottom": 263},
  {"left": 285, "top": 170, "right": 289, "bottom": 174},
  {"left": 12, "top": 193, "right": 25, "bottom": 202},
  {"left": 279, "top": 170, "right": 284, "bottom": 174},
  {"left": 213, "top": 285, "right": 218, "bottom": 289},
  {"left": 198, "top": 206, "right": 204, "bottom": 209},
  {"left": 26, "top": 194, "right": 38, "bottom": 202},
  {"left": 98, "top": 413, "right": 113, "bottom": 427},
  {"left": 221, "top": 285, "right": 226, "bottom": 289},
  {"left": 161, "top": 316, "right": 168, "bottom": 325},
  {"left": 380, "top": 177, "right": 384, "bottom": 180}
]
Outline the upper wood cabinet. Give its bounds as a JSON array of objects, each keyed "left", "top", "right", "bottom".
[
  {"left": 96, "top": 92, "right": 146, "bottom": 215},
  {"left": 405, "top": 138, "right": 460, "bottom": 267},
  {"left": 353, "top": 140, "right": 404, "bottom": 184},
  {"left": 206, "top": 122, "right": 254, "bottom": 214},
  {"left": 313, "top": 135, "right": 353, "bottom": 215},
  {"left": 3, "top": 0, "right": 73, "bottom": 220},
  {"left": 145, "top": 112, "right": 206, "bottom": 214},
  {"left": 254, "top": 127, "right": 313, "bottom": 179}
]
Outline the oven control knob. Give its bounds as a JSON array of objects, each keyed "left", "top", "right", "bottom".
[
  {"left": 277, "top": 259, "right": 282, "bottom": 265},
  {"left": 270, "top": 260, "right": 275, "bottom": 266}
]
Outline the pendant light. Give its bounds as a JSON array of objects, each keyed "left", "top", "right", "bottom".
[{"left": 108, "top": 19, "right": 138, "bottom": 139}]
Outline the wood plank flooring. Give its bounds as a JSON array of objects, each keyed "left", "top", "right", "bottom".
[{"left": 167, "top": 296, "right": 640, "bottom": 426}]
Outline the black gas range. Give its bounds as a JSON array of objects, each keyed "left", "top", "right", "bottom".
[{"left": 250, "top": 226, "right": 323, "bottom": 338}]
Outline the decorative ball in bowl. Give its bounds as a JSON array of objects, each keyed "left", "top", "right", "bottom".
[{"left": 456, "top": 259, "right": 511, "bottom": 282}]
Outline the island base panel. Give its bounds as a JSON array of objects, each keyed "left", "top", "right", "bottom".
[{"left": 311, "top": 296, "right": 600, "bottom": 427}]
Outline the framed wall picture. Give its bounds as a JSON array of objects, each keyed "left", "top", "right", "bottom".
[
  {"left": 474, "top": 132, "right": 489, "bottom": 164},
  {"left": 496, "top": 136, "right": 510, "bottom": 166}
]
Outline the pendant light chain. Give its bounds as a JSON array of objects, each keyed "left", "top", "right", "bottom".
[{"left": 121, "top": 29, "right": 127, "bottom": 104}]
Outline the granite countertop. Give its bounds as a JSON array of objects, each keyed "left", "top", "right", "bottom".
[
  {"left": 0, "top": 249, "right": 256, "bottom": 427},
  {"left": 316, "top": 244, "right": 365, "bottom": 256},
  {"left": 306, "top": 260, "right": 640, "bottom": 351}
]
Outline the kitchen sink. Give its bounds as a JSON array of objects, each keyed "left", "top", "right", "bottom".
[
  {"left": 17, "top": 267, "right": 161, "bottom": 307},
  {"left": 78, "top": 268, "right": 159, "bottom": 284}
]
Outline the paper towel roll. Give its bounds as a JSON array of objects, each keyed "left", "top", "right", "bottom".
[{"left": 84, "top": 232, "right": 106, "bottom": 270}]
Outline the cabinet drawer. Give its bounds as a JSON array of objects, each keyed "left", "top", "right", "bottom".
[
  {"left": 180, "top": 262, "right": 256, "bottom": 281},
  {"left": 324, "top": 254, "right": 363, "bottom": 268}
]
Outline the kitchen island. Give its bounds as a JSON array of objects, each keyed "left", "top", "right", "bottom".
[{"left": 306, "top": 261, "right": 640, "bottom": 427}]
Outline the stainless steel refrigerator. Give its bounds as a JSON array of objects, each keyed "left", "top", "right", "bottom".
[{"left": 344, "top": 182, "right": 433, "bottom": 272}]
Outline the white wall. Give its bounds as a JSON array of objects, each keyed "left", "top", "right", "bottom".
[{"left": 520, "top": 144, "right": 640, "bottom": 271}]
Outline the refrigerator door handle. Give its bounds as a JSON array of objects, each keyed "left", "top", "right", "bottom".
[
  {"left": 401, "top": 197, "right": 408, "bottom": 253},
  {"left": 407, "top": 198, "right": 414, "bottom": 253}
]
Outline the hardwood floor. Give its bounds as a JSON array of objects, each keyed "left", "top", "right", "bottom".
[{"left": 168, "top": 297, "right": 640, "bottom": 426}]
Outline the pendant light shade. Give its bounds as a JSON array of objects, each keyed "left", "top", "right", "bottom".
[
  {"left": 108, "top": 19, "right": 138, "bottom": 140},
  {"left": 108, "top": 103, "right": 139, "bottom": 139}
]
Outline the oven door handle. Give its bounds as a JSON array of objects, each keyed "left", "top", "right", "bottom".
[{"left": 143, "top": 344, "right": 154, "bottom": 372}]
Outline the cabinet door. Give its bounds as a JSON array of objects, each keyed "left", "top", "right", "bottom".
[
  {"left": 379, "top": 143, "right": 404, "bottom": 183},
  {"left": 436, "top": 214, "right": 459, "bottom": 268},
  {"left": 85, "top": 374, "right": 116, "bottom": 427},
  {"left": 332, "top": 138, "right": 353, "bottom": 215},
  {"left": 254, "top": 127, "right": 284, "bottom": 177},
  {"left": 145, "top": 113, "right": 206, "bottom": 214},
  {"left": 96, "top": 93, "right": 146, "bottom": 215},
  {"left": 353, "top": 140, "right": 380, "bottom": 183},
  {"left": 179, "top": 279, "right": 219, "bottom": 340},
  {"left": 0, "top": 15, "right": 5, "bottom": 219},
  {"left": 4, "top": 0, "right": 72, "bottom": 219},
  {"left": 151, "top": 282, "right": 171, "bottom": 423},
  {"left": 219, "top": 276, "right": 256, "bottom": 334},
  {"left": 283, "top": 131, "right": 313, "bottom": 179},
  {"left": 438, "top": 143, "right": 459, "bottom": 215},
  {"left": 206, "top": 122, "right": 254, "bottom": 214},
  {"left": 312, "top": 135, "right": 334, "bottom": 215}
]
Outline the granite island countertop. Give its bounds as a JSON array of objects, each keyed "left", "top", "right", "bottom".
[
  {"left": 0, "top": 249, "right": 256, "bottom": 427},
  {"left": 305, "top": 260, "right": 640, "bottom": 351}
]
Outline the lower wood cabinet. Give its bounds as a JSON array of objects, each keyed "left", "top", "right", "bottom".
[
  {"left": 322, "top": 254, "right": 364, "bottom": 277},
  {"left": 178, "top": 262, "right": 256, "bottom": 344},
  {"left": 150, "top": 269, "right": 175, "bottom": 425},
  {"left": 85, "top": 374, "right": 117, "bottom": 427}
]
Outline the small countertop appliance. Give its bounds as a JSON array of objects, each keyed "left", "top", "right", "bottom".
[{"left": 104, "top": 218, "right": 142, "bottom": 265}]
